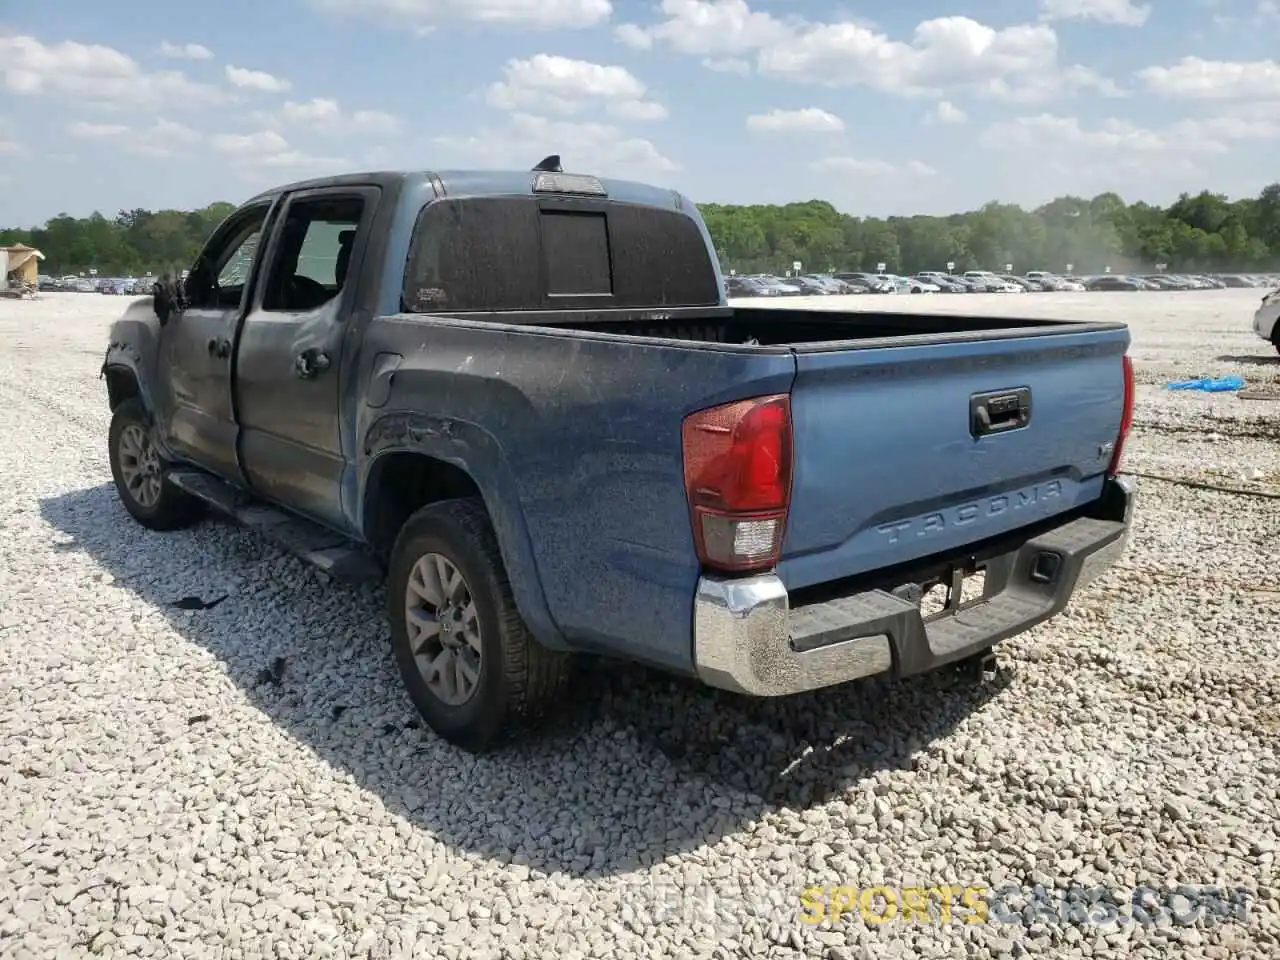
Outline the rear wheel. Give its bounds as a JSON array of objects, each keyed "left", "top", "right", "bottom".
[
  {"left": 108, "top": 399, "right": 205, "bottom": 531},
  {"left": 387, "top": 497, "right": 571, "bottom": 752}
]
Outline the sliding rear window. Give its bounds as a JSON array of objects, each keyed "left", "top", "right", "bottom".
[{"left": 400, "top": 196, "right": 720, "bottom": 313}]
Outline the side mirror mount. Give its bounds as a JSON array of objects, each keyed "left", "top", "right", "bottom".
[{"left": 152, "top": 272, "right": 188, "bottom": 327}]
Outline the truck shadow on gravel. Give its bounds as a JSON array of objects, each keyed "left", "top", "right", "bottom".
[
  {"left": 41, "top": 483, "right": 1007, "bottom": 879},
  {"left": 1215, "top": 353, "right": 1280, "bottom": 366}
]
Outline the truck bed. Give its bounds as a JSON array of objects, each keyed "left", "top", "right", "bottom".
[{"left": 453, "top": 304, "right": 1111, "bottom": 349}]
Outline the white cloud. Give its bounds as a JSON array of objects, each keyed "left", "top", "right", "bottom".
[
  {"left": 615, "top": 0, "right": 794, "bottom": 56},
  {"left": 809, "top": 157, "right": 937, "bottom": 176},
  {"left": 210, "top": 130, "right": 290, "bottom": 155},
  {"left": 0, "top": 139, "right": 20, "bottom": 154},
  {"left": 67, "top": 121, "right": 130, "bottom": 139},
  {"left": 309, "top": 0, "right": 611, "bottom": 31},
  {"left": 981, "top": 112, "right": 1280, "bottom": 156},
  {"left": 158, "top": 41, "right": 214, "bottom": 60},
  {"left": 434, "top": 112, "right": 677, "bottom": 177},
  {"left": 703, "top": 57, "right": 751, "bottom": 74},
  {"left": 485, "top": 55, "right": 667, "bottom": 121},
  {"left": 1039, "top": 0, "right": 1151, "bottom": 26},
  {"left": 932, "top": 100, "right": 967, "bottom": 122},
  {"left": 746, "top": 107, "right": 844, "bottom": 134},
  {"left": 225, "top": 65, "right": 292, "bottom": 93},
  {"left": 759, "top": 16, "right": 1110, "bottom": 101},
  {"left": 67, "top": 118, "right": 201, "bottom": 157},
  {"left": 209, "top": 128, "right": 347, "bottom": 172},
  {"left": 612, "top": 2, "right": 1122, "bottom": 103},
  {"left": 0, "top": 34, "right": 223, "bottom": 109},
  {"left": 1138, "top": 57, "right": 1280, "bottom": 101},
  {"left": 251, "top": 98, "right": 401, "bottom": 135}
]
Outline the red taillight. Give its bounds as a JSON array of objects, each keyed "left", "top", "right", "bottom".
[
  {"left": 681, "top": 394, "right": 793, "bottom": 573},
  {"left": 1108, "top": 354, "right": 1134, "bottom": 475}
]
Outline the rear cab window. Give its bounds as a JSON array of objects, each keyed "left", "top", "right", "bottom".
[{"left": 400, "top": 196, "right": 721, "bottom": 314}]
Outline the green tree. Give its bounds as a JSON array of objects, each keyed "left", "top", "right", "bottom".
[{"left": 8, "top": 185, "right": 1280, "bottom": 278}]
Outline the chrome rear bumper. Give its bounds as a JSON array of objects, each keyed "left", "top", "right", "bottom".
[{"left": 692, "top": 477, "right": 1134, "bottom": 697}]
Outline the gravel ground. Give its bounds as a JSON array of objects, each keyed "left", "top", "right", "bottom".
[{"left": 1, "top": 290, "right": 1277, "bottom": 959}]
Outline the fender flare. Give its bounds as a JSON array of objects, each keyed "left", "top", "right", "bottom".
[
  {"left": 360, "top": 411, "right": 570, "bottom": 651},
  {"left": 102, "top": 342, "right": 154, "bottom": 414}
]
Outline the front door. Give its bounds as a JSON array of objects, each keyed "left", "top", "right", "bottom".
[
  {"left": 233, "top": 186, "right": 380, "bottom": 529},
  {"left": 155, "top": 201, "right": 274, "bottom": 482}
]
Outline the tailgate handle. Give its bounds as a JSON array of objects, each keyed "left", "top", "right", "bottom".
[{"left": 970, "top": 387, "right": 1031, "bottom": 437}]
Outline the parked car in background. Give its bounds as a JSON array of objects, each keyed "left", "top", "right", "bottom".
[
  {"left": 802, "top": 275, "right": 856, "bottom": 294},
  {"left": 1084, "top": 275, "right": 1147, "bottom": 291},
  {"left": 1191, "top": 275, "right": 1226, "bottom": 289},
  {"left": 1000, "top": 275, "right": 1041, "bottom": 292},
  {"left": 942, "top": 274, "right": 991, "bottom": 292},
  {"left": 833, "top": 272, "right": 895, "bottom": 294},
  {"left": 725, "top": 276, "right": 764, "bottom": 297},
  {"left": 884, "top": 274, "right": 940, "bottom": 293},
  {"left": 917, "top": 274, "right": 967, "bottom": 293},
  {"left": 1024, "top": 273, "right": 1075, "bottom": 291},
  {"left": 788, "top": 276, "right": 836, "bottom": 295},
  {"left": 751, "top": 275, "right": 804, "bottom": 296},
  {"left": 989, "top": 279, "right": 1025, "bottom": 293}
]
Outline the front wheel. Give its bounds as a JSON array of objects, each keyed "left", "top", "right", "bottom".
[
  {"left": 108, "top": 399, "right": 205, "bottom": 531},
  {"left": 387, "top": 497, "right": 572, "bottom": 752}
]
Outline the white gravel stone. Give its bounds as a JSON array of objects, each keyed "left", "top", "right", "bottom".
[{"left": 1, "top": 290, "right": 1278, "bottom": 959}]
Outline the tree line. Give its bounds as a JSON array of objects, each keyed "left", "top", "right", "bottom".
[{"left": 5, "top": 185, "right": 1280, "bottom": 278}]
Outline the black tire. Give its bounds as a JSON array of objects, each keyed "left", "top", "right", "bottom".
[
  {"left": 387, "top": 497, "right": 572, "bottom": 752},
  {"left": 108, "top": 398, "right": 205, "bottom": 531}
]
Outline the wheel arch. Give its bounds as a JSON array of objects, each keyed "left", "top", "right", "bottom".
[
  {"left": 103, "top": 363, "right": 143, "bottom": 412},
  {"left": 360, "top": 416, "right": 570, "bottom": 651}
]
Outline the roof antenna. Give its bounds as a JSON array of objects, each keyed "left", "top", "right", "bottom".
[{"left": 532, "top": 154, "right": 563, "bottom": 173}]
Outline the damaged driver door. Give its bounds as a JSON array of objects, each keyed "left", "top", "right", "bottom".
[{"left": 155, "top": 200, "right": 275, "bottom": 483}]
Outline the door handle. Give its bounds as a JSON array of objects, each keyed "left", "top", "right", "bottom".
[
  {"left": 294, "top": 348, "right": 331, "bottom": 379},
  {"left": 206, "top": 337, "right": 232, "bottom": 359},
  {"left": 970, "top": 387, "right": 1031, "bottom": 437}
]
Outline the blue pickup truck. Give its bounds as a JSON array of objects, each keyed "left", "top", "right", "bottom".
[{"left": 101, "top": 158, "right": 1135, "bottom": 751}]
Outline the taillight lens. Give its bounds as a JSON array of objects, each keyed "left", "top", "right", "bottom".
[
  {"left": 1108, "top": 354, "right": 1134, "bottom": 475},
  {"left": 682, "top": 394, "right": 793, "bottom": 573}
]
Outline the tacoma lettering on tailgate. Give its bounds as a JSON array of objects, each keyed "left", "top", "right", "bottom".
[{"left": 875, "top": 480, "right": 1063, "bottom": 544}]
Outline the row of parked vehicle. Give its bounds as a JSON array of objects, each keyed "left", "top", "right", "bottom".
[
  {"left": 726, "top": 269, "right": 1280, "bottom": 297},
  {"left": 37, "top": 275, "right": 153, "bottom": 294}
]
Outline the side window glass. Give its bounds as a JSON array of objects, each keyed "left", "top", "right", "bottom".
[
  {"left": 261, "top": 195, "right": 365, "bottom": 313},
  {"left": 401, "top": 198, "right": 541, "bottom": 312},
  {"left": 187, "top": 208, "right": 268, "bottom": 309},
  {"left": 215, "top": 229, "right": 261, "bottom": 299}
]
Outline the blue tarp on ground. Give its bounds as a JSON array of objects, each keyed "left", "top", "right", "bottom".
[{"left": 1165, "top": 375, "right": 1246, "bottom": 392}]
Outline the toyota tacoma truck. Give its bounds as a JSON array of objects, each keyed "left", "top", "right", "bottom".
[{"left": 101, "top": 158, "right": 1136, "bottom": 752}]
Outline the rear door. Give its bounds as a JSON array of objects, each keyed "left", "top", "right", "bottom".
[
  {"left": 778, "top": 326, "right": 1130, "bottom": 591},
  {"left": 233, "top": 185, "right": 380, "bottom": 528}
]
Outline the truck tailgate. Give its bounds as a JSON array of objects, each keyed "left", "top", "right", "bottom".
[{"left": 779, "top": 326, "right": 1130, "bottom": 590}]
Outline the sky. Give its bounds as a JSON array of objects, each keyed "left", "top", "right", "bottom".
[{"left": 1, "top": 0, "right": 1278, "bottom": 227}]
